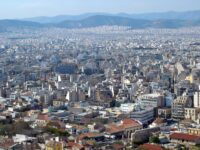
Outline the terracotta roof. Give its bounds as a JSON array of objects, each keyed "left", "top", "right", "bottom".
[
  {"left": 123, "top": 118, "right": 137, "bottom": 124},
  {"left": 112, "top": 143, "right": 124, "bottom": 150},
  {"left": 153, "top": 118, "right": 165, "bottom": 124},
  {"left": 139, "top": 143, "right": 164, "bottom": 150},
  {"left": 67, "top": 142, "right": 83, "bottom": 149},
  {"left": 106, "top": 119, "right": 141, "bottom": 134},
  {"left": 119, "top": 118, "right": 141, "bottom": 129},
  {"left": 106, "top": 124, "right": 123, "bottom": 134},
  {"left": 78, "top": 132, "right": 100, "bottom": 140},
  {"left": 37, "top": 114, "right": 49, "bottom": 121},
  {"left": 85, "top": 140, "right": 96, "bottom": 146},
  {"left": 170, "top": 133, "right": 200, "bottom": 142},
  {"left": 0, "top": 138, "right": 15, "bottom": 149}
]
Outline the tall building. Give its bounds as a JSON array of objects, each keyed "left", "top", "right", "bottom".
[
  {"left": 66, "top": 86, "right": 85, "bottom": 102},
  {"left": 194, "top": 90, "right": 200, "bottom": 108},
  {"left": 172, "top": 96, "right": 192, "bottom": 120}
]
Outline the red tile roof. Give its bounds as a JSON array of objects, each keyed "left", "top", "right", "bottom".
[
  {"left": 37, "top": 114, "right": 49, "bottom": 121},
  {"left": 122, "top": 118, "right": 139, "bottom": 124},
  {"left": 112, "top": 143, "right": 124, "bottom": 150},
  {"left": 67, "top": 142, "right": 83, "bottom": 149},
  {"left": 78, "top": 132, "right": 99, "bottom": 140},
  {"left": 0, "top": 138, "right": 15, "bottom": 149},
  {"left": 106, "top": 119, "right": 142, "bottom": 134},
  {"left": 119, "top": 118, "right": 141, "bottom": 129},
  {"left": 139, "top": 143, "right": 164, "bottom": 150},
  {"left": 106, "top": 124, "right": 123, "bottom": 134},
  {"left": 170, "top": 132, "right": 200, "bottom": 142}
]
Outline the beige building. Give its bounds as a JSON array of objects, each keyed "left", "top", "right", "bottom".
[
  {"left": 45, "top": 140, "right": 63, "bottom": 150},
  {"left": 66, "top": 88, "right": 85, "bottom": 102},
  {"left": 188, "top": 128, "right": 200, "bottom": 136},
  {"left": 106, "top": 119, "right": 143, "bottom": 141},
  {"left": 185, "top": 108, "right": 200, "bottom": 123},
  {"left": 158, "top": 108, "right": 171, "bottom": 119},
  {"left": 170, "top": 132, "right": 200, "bottom": 146},
  {"left": 194, "top": 91, "right": 200, "bottom": 108},
  {"left": 53, "top": 99, "right": 68, "bottom": 108},
  {"left": 172, "top": 96, "right": 192, "bottom": 120},
  {"left": 175, "top": 62, "right": 185, "bottom": 75}
]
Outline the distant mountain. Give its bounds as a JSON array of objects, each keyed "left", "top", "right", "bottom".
[
  {"left": 0, "top": 20, "right": 43, "bottom": 30},
  {"left": 56, "top": 15, "right": 200, "bottom": 29},
  {"left": 1, "top": 14, "right": 200, "bottom": 31},
  {"left": 127, "top": 10, "right": 200, "bottom": 20},
  {"left": 23, "top": 10, "right": 200, "bottom": 23},
  {"left": 23, "top": 13, "right": 111, "bottom": 24},
  {"left": 56, "top": 15, "right": 151, "bottom": 29}
]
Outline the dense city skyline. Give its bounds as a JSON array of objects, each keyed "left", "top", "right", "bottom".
[
  {"left": 0, "top": 0, "right": 200, "bottom": 19},
  {"left": 1, "top": 0, "right": 200, "bottom": 149}
]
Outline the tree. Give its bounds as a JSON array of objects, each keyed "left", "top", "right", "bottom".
[
  {"left": 176, "top": 144, "right": 189, "bottom": 150},
  {"left": 149, "top": 136, "right": 160, "bottom": 144},
  {"left": 0, "top": 124, "right": 5, "bottom": 135},
  {"left": 46, "top": 126, "right": 70, "bottom": 137},
  {"left": 0, "top": 123, "right": 14, "bottom": 136},
  {"left": 12, "top": 120, "right": 31, "bottom": 132}
]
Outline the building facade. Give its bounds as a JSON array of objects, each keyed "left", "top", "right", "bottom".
[{"left": 172, "top": 96, "right": 192, "bottom": 120}]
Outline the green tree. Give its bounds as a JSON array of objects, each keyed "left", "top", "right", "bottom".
[
  {"left": 46, "top": 126, "right": 70, "bottom": 137},
  {"left": 0, "top": 123, "right": 14, "bottom": 136},
  {"left": 12, "top": 120, "right": 31, "bottom": 134},
  {"left": 149, "top": 136, "right": 160, "bottom": 144},
  {"left": 0, "top": 124, "right": 5, "bottom": 135}
]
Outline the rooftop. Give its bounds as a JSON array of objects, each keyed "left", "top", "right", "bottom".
[
  {"left": 170, "top": 132, "right": 200, "bottom": 142},
  {"left": 139, "top": 143, "right": 164, "bottom": 150}
]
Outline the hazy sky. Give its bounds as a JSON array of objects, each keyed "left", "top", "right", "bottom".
[{"left": 0, "top": 0, "right": 200, "bottom": 19}]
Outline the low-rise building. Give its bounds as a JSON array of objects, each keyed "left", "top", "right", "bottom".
[
  {"left": 149, "top": 118, "right": 167, "bottom": 128},
  {"left": 52, "top": 99, "right": 68, "bottom": 109},
  {"left": 130, "top": 107, "right": 154, "bottom": 125},
  {"left": 139, "top": 143, "right": 164, "bottom": 150},
  {"left": 188, "top": 128, "right": 200, "bottom": 136},
  {"left": 120, "top": 103, "right": 135, "bottom": 113},
  {"left": 34, "top": 114, "right": 49, "bottom": 127},
  {"left": 106, "top": 118, "right": 143, "bottom": 140},
  {"left": 45, "top": 140, "right": 63, "bottom": 150},
  {"left": 0, "top": 137, "right": 22, "bottom": 150},
  {"left": 65, "top": 124, "right": 89, "bottom": 135},
  {"left": 158, "top": 107, "right": 171, "bottom": 119},
  {"left": 169, "top": 132, "right": 200, "bottom": 146},
  {"left": 184, "top": 108, "right": 200, "bottom": 123}
]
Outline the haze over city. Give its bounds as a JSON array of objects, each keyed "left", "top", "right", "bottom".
[
  {"left": 0, "top": 0, "right": 200, "bottom": 19},
  {"left": 0, "top": 0, "right": 200, "bottom": 150}
]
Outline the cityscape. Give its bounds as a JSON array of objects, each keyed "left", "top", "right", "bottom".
[{"left": 0, "top": 0, "right": 200, "bottom": 150}]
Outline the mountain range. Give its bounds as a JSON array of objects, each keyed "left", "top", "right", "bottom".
[
  {"left": 1, "top": 10, "right": 200, "bottom": 31},
  {"left": 23, "top": 10, "right": 200, "bottom": 23}
]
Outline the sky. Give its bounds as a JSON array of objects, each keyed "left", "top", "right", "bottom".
[{"left": 0, "top": 0, "right": 200, "bottom": 19}]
